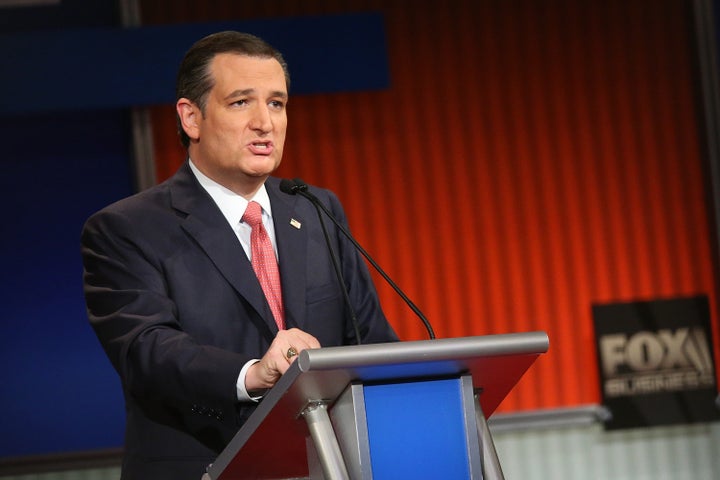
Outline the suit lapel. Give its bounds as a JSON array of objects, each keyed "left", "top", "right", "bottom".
[
  {"left": 168, "top": 163, "right": 277, "bottom": 339},
  {"left": 267, "top": 178, "right": 309, "bottom": 331}
]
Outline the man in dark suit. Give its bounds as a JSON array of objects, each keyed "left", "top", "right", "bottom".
[{"left": 81, "top": 31, "right": 397, "bottom": 479}]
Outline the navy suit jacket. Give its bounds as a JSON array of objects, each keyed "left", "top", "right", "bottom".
[{"left": 81, "top": 162, "right": 397, "bottom": 479}]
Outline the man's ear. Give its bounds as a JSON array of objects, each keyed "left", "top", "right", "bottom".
[{"left": 176, "top": 98, "right": 200, "bottom": 141}]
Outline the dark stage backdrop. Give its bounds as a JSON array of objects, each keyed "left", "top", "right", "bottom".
[
  {"left": 2, "top": 0, "right": 720, "bottom": 463},
  {"left": 0, "top": 110, "right": 132, "bottom": 457},
  {"left": 0, "top": 1, "right": 132, "bottom": 459}
]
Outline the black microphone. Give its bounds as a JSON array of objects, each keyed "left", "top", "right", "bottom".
[
  {"left": 279, "top": 178, "right": 307, "bottom": 195},
  {"left": 280, "top": 178, "right": 436, "bottom": 340},
  {"left": 280, "top": 178, "right": 363, "bottom": 344}
]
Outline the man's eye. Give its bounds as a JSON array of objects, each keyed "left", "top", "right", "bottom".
[
  {"left": 269, "top": 100, "right": 285, "bottom": 109},
  {"left": 231, "top": 99, "right": 248, "bottom": 106}
]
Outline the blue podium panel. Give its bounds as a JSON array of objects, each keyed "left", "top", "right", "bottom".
[{"left": 364, "top": 378, "right": 471, "bottom": 479}]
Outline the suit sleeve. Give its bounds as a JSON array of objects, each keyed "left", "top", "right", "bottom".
[{"left": 81, "top": 207, "right": 252, "bottom": 450}]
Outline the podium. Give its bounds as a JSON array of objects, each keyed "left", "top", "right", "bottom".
[{"left": 205, "top": 332, "right": 549, "bottom": 479}]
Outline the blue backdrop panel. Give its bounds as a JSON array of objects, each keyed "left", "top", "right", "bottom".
[
  {"left": 0, "top": 14, "right": 390, "bottom": 114},
  {"left": 0, "top": 109, "right": 134, "bottom": 458},
  {"left": 363, "top": 378, "right": 471, "bottom": 479}
]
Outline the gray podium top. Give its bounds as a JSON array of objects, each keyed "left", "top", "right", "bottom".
[{"left": 208, "top": 331, "right": 549, "bottom": 479}]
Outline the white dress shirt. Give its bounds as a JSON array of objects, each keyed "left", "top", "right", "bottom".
[{"left": 188, "top": 160, "right": 276, "bottom": 402}]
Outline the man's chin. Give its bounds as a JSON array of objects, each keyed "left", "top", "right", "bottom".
[{"left": 245, "top": 158, "right": 281, "bottom": 177}]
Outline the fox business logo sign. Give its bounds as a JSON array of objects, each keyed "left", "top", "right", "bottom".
[
  {"left": 599, "top": 327, "right": 715, "bottom": 398},
  {"left": 593, "top": 295, "right": 719, "bottom": 429}
]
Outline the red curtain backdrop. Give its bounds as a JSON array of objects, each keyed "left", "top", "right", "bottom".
[{"left": 141, "top": 0, "right": 719, "bottom": 412}]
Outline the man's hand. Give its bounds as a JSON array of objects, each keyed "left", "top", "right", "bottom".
[{"left": 245, "top": 328, "right": 321, "bottom": 393}]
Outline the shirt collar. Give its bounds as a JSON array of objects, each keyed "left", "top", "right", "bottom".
[{"left": 188, "top": 159, "right": 273, "bottom": 226}]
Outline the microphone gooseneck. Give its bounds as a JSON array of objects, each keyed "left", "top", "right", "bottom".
[
  {"left": 281, "top": 178, "right": 363, "bottom": 344},
  {"left": 286, "top": 178, "right": 436, "bottom": 340}
]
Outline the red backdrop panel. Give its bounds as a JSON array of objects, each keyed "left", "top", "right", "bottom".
[{"left": 141, "top": 0, "right": 719, "bottom": 412}]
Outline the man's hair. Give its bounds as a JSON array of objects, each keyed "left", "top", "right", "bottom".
[{"left": 175, "top": 31, "right": 290, "bottom": 148}]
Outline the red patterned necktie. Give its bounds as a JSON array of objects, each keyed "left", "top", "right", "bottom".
[{"left": 242, "top": 201, "right": 285, "bottom": 330}]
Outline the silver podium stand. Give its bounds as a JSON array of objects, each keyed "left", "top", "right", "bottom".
[{"left": 206, "top": 332, "right": 549, "bottom": 480}]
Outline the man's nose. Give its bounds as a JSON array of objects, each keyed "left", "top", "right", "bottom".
[{"left": 249, "top": 104, "right": 272, "bottom": 132}]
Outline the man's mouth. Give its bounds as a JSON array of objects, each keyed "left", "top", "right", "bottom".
[{"left": 248, "top": 141, "right": 273, "bottom": 155}]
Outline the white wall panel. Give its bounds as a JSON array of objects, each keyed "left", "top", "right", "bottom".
[{"left": 494, "top": 422, "right": 720, "bottom": 480}]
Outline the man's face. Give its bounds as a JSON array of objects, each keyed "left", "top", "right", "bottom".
[{"left": 181, "top": 53, "right": 288, "bottom": 194}]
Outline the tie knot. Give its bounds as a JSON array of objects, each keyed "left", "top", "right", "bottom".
[{"left": 243, "top": 201, "right": 263, "bottom": 227}]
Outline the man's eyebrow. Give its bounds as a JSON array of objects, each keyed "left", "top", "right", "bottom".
[
  {"left": 224, "top": 89, "right": 288, "bottom": 100},
  {"left": 224, "top": 89, "right": 254, "bottom": 100}
]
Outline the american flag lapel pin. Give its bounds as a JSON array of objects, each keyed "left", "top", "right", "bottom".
[{"left": 290, "top": 218, "right": 302, "bottom": 229}]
